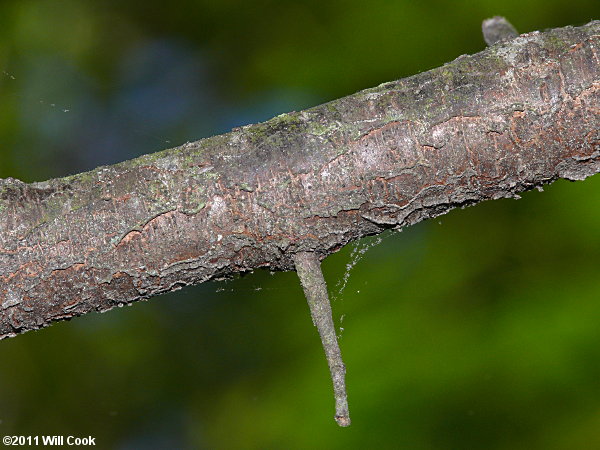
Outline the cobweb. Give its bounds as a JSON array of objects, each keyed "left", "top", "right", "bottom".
[
  {"left": 2, "top": 69, "right": 71, "bottom": 112},
  {"left": 334, "top": 231, "right": 394, "bottom": 301},
  {"left": 333, "top": 230, "right": 395, "bottom": 337}
]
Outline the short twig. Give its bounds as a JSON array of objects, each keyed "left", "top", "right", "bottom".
[
  {"left": 482, "top": 16, "right": 519, "bottom": 46},
  {"left": 294, "top": 251, "right": 350, "bottom": 427}
]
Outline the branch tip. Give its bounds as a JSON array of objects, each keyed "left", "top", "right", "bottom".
[
  {"left": 482, "top": 16, "right": 519, "bottom": 46},
  {"left": 294, "top": 251, "right": 350, "bottom": 427}
]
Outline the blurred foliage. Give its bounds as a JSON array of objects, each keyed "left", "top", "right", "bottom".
[{"left": 1, "top": 0, "right": 600, "bottom": 449}]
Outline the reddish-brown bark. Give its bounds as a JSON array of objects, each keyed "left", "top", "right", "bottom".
[{"left": 1, "top": 21, "right": 598, "bottom": 339}]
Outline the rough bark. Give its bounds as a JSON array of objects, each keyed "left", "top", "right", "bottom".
[{"left": 0, "top": 21, "right": 599, "bottom": 340}]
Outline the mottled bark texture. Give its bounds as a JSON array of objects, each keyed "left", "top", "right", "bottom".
[{"left": 0, "top": 21, "right": 599, "bottom": 340}]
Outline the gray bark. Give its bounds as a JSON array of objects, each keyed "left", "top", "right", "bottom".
[
  {"left": 294, "top": 251, "right": 350, "bottom": 426},
  {"left": 1, "top": 21, "right": 599, "bottom": 340}
]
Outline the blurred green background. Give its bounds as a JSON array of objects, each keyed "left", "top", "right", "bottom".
[{"left": 1, "top": 1, "right": 600, "bottom": 449}]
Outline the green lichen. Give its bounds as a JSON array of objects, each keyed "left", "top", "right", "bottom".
[
  {"left": 241, "top": 110, "right": 307, "bottom": 147},
  {"left": 308, "top": 121, "right": 331, "bottom": 136},
  {"left": 116, "top": 145, "right": 181, "bottom": 171},
  {"left": 278, "top": 178, "right": 291, "bottom": 189},
  {"left": 325, "top": 102, "right": 339, "bottom": 114},
  {"left": 204, "top": 171, "right": 219, "bottom": 180},
  {"left": 276, "top": 110, "right": 302, "bottom": 124},
  {"left": 60, "top": 168, "right": 97, "bottom": 186},
  {"left": 307, "top": 121, "right": 343, "bottom": 136},
  {"left": 181, "top": 202, "right": 205, "bottom": 215},
  {"left": 543, "top": 32, "right": 572, "bottom": 53},
  {"left": 238, "top": 182, "right": 254, "bottom": 192}
]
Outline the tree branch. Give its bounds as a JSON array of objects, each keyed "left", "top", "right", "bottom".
[{"left": 0, "top": 20, "right": 598, "bottom": 340}]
